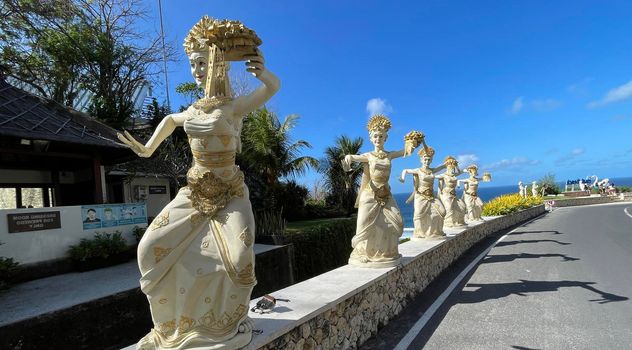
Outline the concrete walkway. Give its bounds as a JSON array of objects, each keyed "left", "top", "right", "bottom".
[
  {"left": 0, "top": 244, "right": 280, "bottom": 327},
  {"left": 0, "top": 260, "right": 140, "bottom": 327}
]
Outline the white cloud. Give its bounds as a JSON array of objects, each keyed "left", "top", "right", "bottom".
[
  {"left": 510, "top": 97, "right": 524, "bottom": 114},
  {"left": 510, "top": 96, "right": 561, "bottom": 114},
  {"left": 366, "top": 98, "right": 393, "bottom": 116},
  {"left": 456, "top": 154, "right": 479, "bottom": 167},
  {"left": 588, "top": 79, "right": 632, "bottom": 108},
  {"left": 571, "top": 148, "right": 585, "bottom": 156},
  {"left": 567, "top": 77, "right": 592, "bottom": 95},
  {"left": 482, "top": 157, "right": 540, "bottom": 172},
  {"left": 555, "top": 148, "right": 587, "bottom": 165}
]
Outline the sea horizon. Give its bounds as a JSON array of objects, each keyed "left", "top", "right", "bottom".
[{"left": 395, "top": 176, "right": 632, "bottom": 228}]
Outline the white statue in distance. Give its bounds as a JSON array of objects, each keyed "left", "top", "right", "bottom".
[
  {"left": 531, "top": 181, "right": 539, "bottom": 197},
  {"left": 518, "top": 181, "right": 527, "bottom": 198}
]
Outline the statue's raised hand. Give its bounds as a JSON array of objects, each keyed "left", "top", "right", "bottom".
[
  {"left": 117, "top": 131, "right": 151, "bottom": 157},
  {"left": 244, "top": 48, "right": 265, "bottom": 77}
]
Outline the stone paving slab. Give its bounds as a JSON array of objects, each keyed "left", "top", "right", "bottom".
[{"left": 0, "top": 244, "right": 279, "bottom": 327}]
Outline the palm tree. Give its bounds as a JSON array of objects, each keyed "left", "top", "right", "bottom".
[
  {"left": 239, "top": 107, "right": 319, "bottom": 187},
  {"left": 319, "top": 135, "right": 364, "bottom": 216}
]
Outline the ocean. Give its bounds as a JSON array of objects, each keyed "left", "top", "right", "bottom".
[{"left": 394, "top": 176, "right": 632, "bottom": 228}]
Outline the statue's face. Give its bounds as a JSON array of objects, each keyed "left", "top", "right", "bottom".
[
  {"left": 468, "top": 168, "right": 478, "bottom": 176},
  {"left": 421, "top": 155, "right": 432, "bottom": 167},
  {"left": 189, "top": 50, "right": 209, "bottom": 87},
  {"left": 447, "top": 164, "right": 456, "bottom": 174},
  {"left": 370, "top": 130, "right": 387, "bottom": 148}
]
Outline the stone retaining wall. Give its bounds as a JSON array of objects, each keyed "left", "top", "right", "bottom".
[
  {"left": 251, "top": 205, "right": 545, "bottom": 350},
  {"left": 551, "top": 196, "right": 619, "bottom": 208}
]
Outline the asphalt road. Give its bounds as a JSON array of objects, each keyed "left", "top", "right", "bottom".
[{"left": 361, "top": 202, "right": 632, "bottom": 350}]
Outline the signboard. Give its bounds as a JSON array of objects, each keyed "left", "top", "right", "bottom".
[
  {"left": 81, "top": 203, "right": 147, "bottom": 230},
  {"left": 7, "top": 211, "right": 61, "bottom": 233},
  {"left": 149, "top": 186, "right": 167, "bottom": 194}
]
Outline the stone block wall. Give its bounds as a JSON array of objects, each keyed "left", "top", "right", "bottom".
[
  {"left": 256, "top": 205, "right": 545, "bottom": 350},
  {"left": 552, "top": 196, "right": 618, "bottom": 207}
]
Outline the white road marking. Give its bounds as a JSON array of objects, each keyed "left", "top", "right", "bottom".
[
  {"left": 393, "top": 215, "right": 543, "bottom": 350},
  {"left": 624, "top": 207, "right": 632, "bottom": 219}
]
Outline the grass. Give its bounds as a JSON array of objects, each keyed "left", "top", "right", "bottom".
[{"left": 286, "top": 217, "right": 353, "bottom": 233}]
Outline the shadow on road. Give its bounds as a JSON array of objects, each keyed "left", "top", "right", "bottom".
[
  {"left": 512, "top": 346, "right": 542, "bottom": 350},
  {"left": 461, "top": 279, "right": 629, "bottom": 304},
  {"left": 495, "top": 239, "right": 571, "bottom": 247},
  {"left": 509, "top": 230, "right": 563, "bottom": 235},
  {"left": 482, "top": 253, "right": 580, "bottom": 264}
]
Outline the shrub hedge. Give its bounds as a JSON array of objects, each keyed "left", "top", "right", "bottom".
[
  {"left": 260, "top": 217, "right": 356, "bottom": 283},
  {"left": 482, "top": 193, "right": 543, "bottom": 216},
  {"left": 68, "top": 232, "right": 128, "bottom": 262}
]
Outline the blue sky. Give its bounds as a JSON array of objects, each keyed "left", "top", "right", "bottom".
[{"left": 142, "top": 0, "right": 632, "bottom": 193}]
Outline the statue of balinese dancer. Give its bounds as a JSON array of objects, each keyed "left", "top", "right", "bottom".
[
  {"left": 436, "top": 156, "right": 467, "bottom": 228},
  {"left": 117, "top": 16, "right": 280, "bottom": 349},
  {"left": 458, "top": 165, "right": 491, "bottom": 223},
  {"left": 400, "top": 144, "right": 447, "bottom": 239},
  {"left": 342, "top": 115, "right": 422, "bottom": 267}
]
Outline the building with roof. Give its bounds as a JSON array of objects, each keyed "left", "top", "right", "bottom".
[{"left": 0, "top": 77, "right": 133, "bottom": 208}]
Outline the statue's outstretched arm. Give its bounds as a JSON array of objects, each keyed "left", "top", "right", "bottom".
[
  {"left": 233, "top": 49, "right": 281, "bottom": 116},
  {"left": 341, "top": 154, "right": 368, "bottom": 172},
  {"left": 399, "top": 168, "right": 415, "bottom": 183},
  {"left": 117, "top": 113, "right": 187, "bottom": 157},
  {"left": 431, "top": 164, "right": 447, "bottom": 174}
]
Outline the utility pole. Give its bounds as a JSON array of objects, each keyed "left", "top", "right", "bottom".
[{"left": 157, "top": 0, "right": 171, "bottom": 109}]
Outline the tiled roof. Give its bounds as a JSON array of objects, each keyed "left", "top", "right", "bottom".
[{"left": 0, "top": 78, "right": 126, "bottom": 149}]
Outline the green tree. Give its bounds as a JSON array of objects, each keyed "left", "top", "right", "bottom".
[
  {"left": 239, "top": 107, "right": 319, "bottom": 188},
  {"left": 538, "top": 172, "right": 561, "bottom": 195},
  {"left": 319, "top": 135, "right": 364, "bottom": 216},
  {"left": 175, "top": 82, "right": 203, "bottom": 111},
  {"left": 1, "top": 0, "right": 174, "bottom": 129}
]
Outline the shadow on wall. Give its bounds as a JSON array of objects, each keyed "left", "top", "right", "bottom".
[{"left": 461, "top": 279, "right": 629, "bottom": 305}]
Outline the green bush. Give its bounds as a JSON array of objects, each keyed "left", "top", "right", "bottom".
[
  {"left": 0, "top": 256, "right": 19, "bottom": 289},
  {"left": 132, "top": 226, "right": 146, "bottom": 243},
  {"left": 270, "top": 217, "right": 356, "bottom": 282},
  {"left": 617, "top": 185, "right": 632, "bottom": 193},
  {"left": 303, "top": 200, "right": 345, "bottom": 220},
  {"left": 538, "top": 173, "right": 561, "bottom": 195},
  {"left": 254, "top": 209, "right": 287, "bottom": 236},
  {"left": 68, "top": 232, "right": 127, "bottom": 262},
  {"left": 274, "top": 180, "right": 310, "bottom": 221}
]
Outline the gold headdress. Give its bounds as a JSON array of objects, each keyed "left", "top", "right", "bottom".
[
  {"left": 466, "top": 164, "right": 478, "bottom": 172},
  {"left": 367, "top": 114, "right": 392, "bottom": 132},
  {"left": 183, "top": 16, "right": 262, "bottom": 60},
  {"left": 185, "top": 16, "right": 261, "bottom": 111},
  {"left": 444, "top": 156, "right": 458, "bottom": 167},
  {"left": 418, "top": 146, "right": 435, "bottom": 158}
]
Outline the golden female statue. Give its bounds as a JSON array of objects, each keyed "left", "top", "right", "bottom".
[
  {"left": 400, "top": 145, "right": 447, "bottom": 239},
  {"left": 342, "top": 115, "right": 422, "bottom": 267},
  {"left": 436, "top": 156, "right": 467, "bottom": 227},
  {"left": 457, "top": 165, "right": 491, "bottom": 223},
  {"left": 117, "top": 16, "right": 280, "bottom": 350}
]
